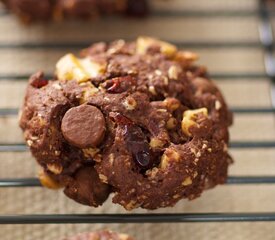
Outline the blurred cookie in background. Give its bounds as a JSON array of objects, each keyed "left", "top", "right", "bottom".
[{"left": 0, "top": 0, "right": 148, "bottom": 23}]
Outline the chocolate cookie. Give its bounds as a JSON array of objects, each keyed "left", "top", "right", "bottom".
[
  {"left": 62, "top": 230, "right": 134, "bottom": 240},
  {"left": 19, "top": 36, "right": 233, "bottom": 210},
  {"left": 1, "top": 0, "right": 148, "bottom": 23}
]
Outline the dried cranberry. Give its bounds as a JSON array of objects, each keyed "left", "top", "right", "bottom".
[
  {"left": 111, "top": 112, "right": 133, "bottom": 125},
  {"left": 111, "top": 113, "right": 153, "bottom": 169},
  {"left": 125, "top": 124, "right": 153, "bottom": 169},
  {"left": 104, "top": 76, "right": 135, "bottom": 93},
  {"left": 31, "top": 78, "right": 48, "bottom": 88},
  {"left": 124, "top": 127, "right": 152, "bottom": 169}
]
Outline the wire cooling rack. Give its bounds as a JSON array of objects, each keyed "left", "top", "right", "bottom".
[{"left": 1, "top": 0, "right": 275, "bottom": 225}]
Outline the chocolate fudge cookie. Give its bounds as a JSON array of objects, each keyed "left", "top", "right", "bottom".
[
  {"left": 62, "top": 230, "right": 134, "bottom": 240},
  {"left": 1, "top": 0, "right": 148, "bottom": 23},
  {"left": 19, "top": 36, "right": 233, "bottom": 210}
]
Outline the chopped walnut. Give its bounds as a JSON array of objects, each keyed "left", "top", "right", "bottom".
[
  {"left": 122, "top": 96, "right": 137, "bottom": 111},
  {"left": 168, "top": 65, "right": 181, "bottom": 80},
  {"left": 47, "top": 163, "right": 63, "bottom": 174},
  {"left": 148, "top": 85, "right": 157, "bottom": 95},
  {"left": 119, "top": 234, "right": 132, "bottom": 240},
  {"left": 82, "top": 147, "right": 100, "bottom": 158},
  {"left": 215, "top": 100, "right": 222, "bottom": 110},
  {"left": 160, "top": 149, "right": 180, "bottom": 169},
  {"left": 99, "top": 174, "right": 108, "bottom": 183},
  {"left": 149, "top": 138, "right": 165, "bottom": 148},
  {"left": 125, "top": 200, "right": 140, "bottom": 210},
  {"left": 166, "top": 117, "right": 177, "bottom": 129},
  {"left": 190, "top": 148, "right": 201, "bottom": 158},
  {"left": 56, "top": 53, "right": 106, "bottom": 83},
  {"left": 38, "top": 169, "right": 62, "bottom": 189},
  {"left": 181, "top": 108, "right": 208, "bottom": 136},
  {"left": 80, "top": 82, "right": 99, "bottom": 104},
  {"left": 26, "top": 139, "right": 33, "bottom": 147},
  {"left": 155, "top": 69, "right": 162, "bottom": 76},
  {"left": 163, "top": 98, "right": 180, "bottom": 111},
  {"left": 175, "top": 51, "right": 198, "bottom": 65},
  {"left": 182, "top": 176, "right": 192, "bottom": 186},
  {"left": 107, "top": 39, "right": 126, "bottom": 54},
  {"left": 136, "top": 36, "right": 177, "bottom": 57}
]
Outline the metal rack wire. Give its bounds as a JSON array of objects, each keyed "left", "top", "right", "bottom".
[{"left": 1, "top": 0, "right": 275, "bottom": 224}]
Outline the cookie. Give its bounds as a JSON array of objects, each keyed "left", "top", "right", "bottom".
[
  {"left": 62, "top": 230, "right": 134, "bottom": 240},
  {"left": 1, "top": 0, "right": 148, "bottom": 23},
  {"left": 19, "top": 36, "right": 233, "bottom": 210}
]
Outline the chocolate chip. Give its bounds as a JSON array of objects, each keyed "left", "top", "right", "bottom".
[
  {"left": 61, "top": 105, "right": 106, "bottom": 148},
  {"left": 64, "top": 166, "right": 111, "bottom": 207}
]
